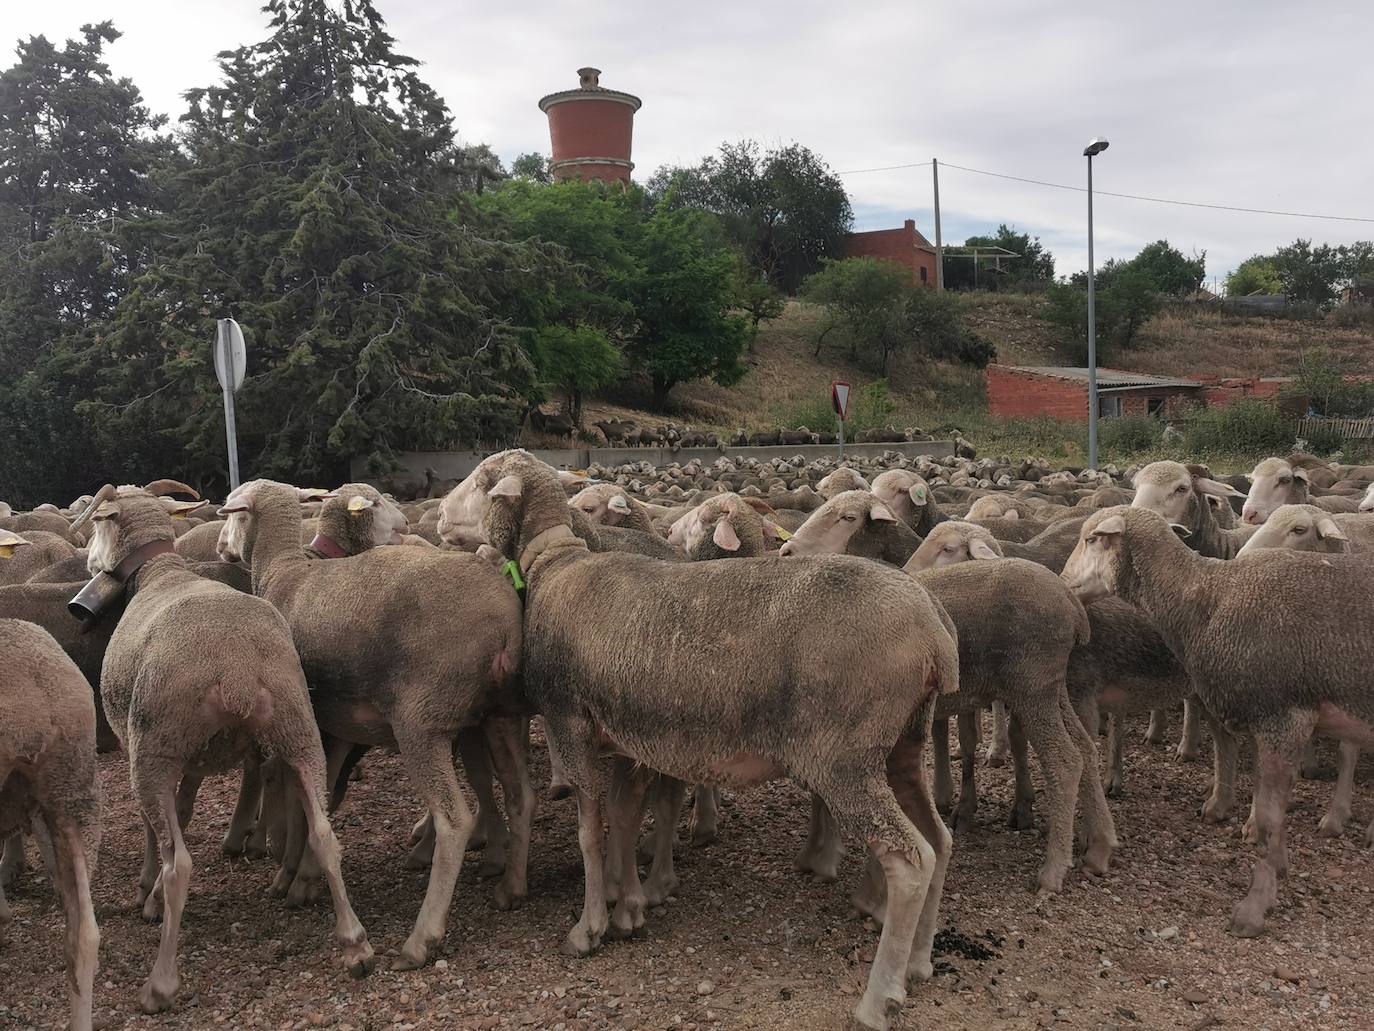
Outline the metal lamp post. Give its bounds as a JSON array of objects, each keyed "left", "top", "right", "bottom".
[{"left": 1083, "top": 137, "right": 1109, "bottom": 470}]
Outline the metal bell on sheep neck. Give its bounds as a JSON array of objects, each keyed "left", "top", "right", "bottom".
[{"left": 67, "top": 539, "right": 176, "bottom": 630}]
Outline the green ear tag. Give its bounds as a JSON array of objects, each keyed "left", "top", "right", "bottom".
[{"left": 502, "top": 559, "right": 526, "bottom": 591}]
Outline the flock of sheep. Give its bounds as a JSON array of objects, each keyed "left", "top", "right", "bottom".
[{"left": 2, "top": 443, "right": 1372, "bottom": 1030}]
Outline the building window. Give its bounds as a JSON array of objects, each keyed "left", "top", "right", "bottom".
[
  {"left": 920, "top": 267, "right": 928, "bottom": 283},
  {"left": 1147, "top": 397, "right": 1165, "bottom": 416},
  {"left": 1099, "top": 396, "right": 1121, "bottom": 419}
]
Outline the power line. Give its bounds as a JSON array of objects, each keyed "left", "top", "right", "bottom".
[
  {"left": 937, "top": 161, "right": 1374, "bottom": 225},
  {"left": 836, "top": 160, "right": 930, "bottom": 175}
]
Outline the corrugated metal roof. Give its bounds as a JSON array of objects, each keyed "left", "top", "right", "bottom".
[{"left": 1011, "top": 366, "right": 1202, "bottom": 391}]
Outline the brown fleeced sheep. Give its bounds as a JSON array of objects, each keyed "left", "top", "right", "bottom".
[
  {"left": 80, "top": 484, "right": 373, "bottom": 1011},
  {"left": 567, "top": 482, "right": 661, "bottom": 536},
  {"left": 1062, "top": 505, "right": 1374, "bottom": 936},
  {"left": 781, "top": 491, "right": 1116, "bottom": 891},
  {"left": 218, "top": 479, "right": 528, "bottom": 970},
  {"left": 439, "top": 450, "right": 959, "bottom": 1031},
  {"left": 0, "top": 528, "right": 77, "bottom": 586},
  {"left": 0, "top": 618, "right": 102, "bottom": 1031}
]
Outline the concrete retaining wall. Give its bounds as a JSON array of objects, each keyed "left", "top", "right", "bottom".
[{"left": 353, "top": 441, "right": 956, "bottom": 495}]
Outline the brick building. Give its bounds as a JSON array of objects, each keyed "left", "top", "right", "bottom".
[
  {"left": 986, "top": 366, "right": 1204, "bottom": 421},
  {"left": 538, "top": 68, "right": 641, "bottom": 186},
  {"left": 844, "top": 219, "right": 938, "bottom": 287}
]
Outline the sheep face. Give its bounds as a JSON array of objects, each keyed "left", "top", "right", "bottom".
[
  {"left": 905, "top": 522, "right": 1003, "bottom": 573},
  {"left": 326, "top": 485, "right": 408, "bottom": 547},
  {"left": 85, "top": 491, "right": 201, "bottom": 576},
  {"left": 777, "top": 490, "right": 895, "bottom": 558},
  {"left": 1061, "top": 510, "right": 1129, "bottom": 603},
  {"left": 1131, "top": 461, "right": 1241, "bottom": 524},
  {"left": 870, "top": 470, "right": 930, "bottom": 525},
  {"left": 966, "top": 496, "right": 1017, "bottom": 521},
  {"left": 1241, "top": 458, "right": 1307, "bottom": 525},
  {"left": 1236, "top": 504, "right": 1350, "bottom": 557},
  {"left": 566, "top": 482, "right": 632, "bottom": 527}
]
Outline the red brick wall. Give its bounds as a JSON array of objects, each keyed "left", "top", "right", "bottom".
[
  {"left": 844, "top": 220, "right": 937, "bottom": 287},
  {"left": 987, "top": 365, "right": 1088, "bottom": 420}
]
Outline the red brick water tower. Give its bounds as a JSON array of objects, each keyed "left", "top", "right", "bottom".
[{"left": 538, "top": 67, "right": 641, "bottom": 185}]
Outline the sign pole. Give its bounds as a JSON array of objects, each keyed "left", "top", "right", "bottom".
[
  {"left": 214, "top": 318, "right": 248, "bottom": 492},
  {"left": 831, "top": 380, "right": 851, "bottom": 463}
]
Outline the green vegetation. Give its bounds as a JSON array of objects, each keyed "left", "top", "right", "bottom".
[
  {"left": 1226, "top": 240, "right": 1374, "bottom": 304},
  {"left": 942, "top": 224, "right": 1055, "bottom": 291}
]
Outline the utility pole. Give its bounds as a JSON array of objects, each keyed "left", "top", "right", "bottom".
[{"left": 932, "top": 158, "right": 944, "bottom": 291}]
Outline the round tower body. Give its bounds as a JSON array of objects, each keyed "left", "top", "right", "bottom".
[{"left": 538, "top": 67, "right": 641, "bottom": 186}]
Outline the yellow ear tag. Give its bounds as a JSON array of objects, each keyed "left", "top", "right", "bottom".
[
  {"left": 774, "top": 525, "right": 792, "bottom": 541},
  {"left": 0, "top": 545, "right": 13, "bottom": 559},
  {"left": 172, "top": 511, "right": 188, "bottom": 520}
]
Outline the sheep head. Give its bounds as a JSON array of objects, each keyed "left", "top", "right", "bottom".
[
  {"left": 1236, "top": 504, "right": 1350, "bottom": 557},
  {"left": 1130, "top": 461, "right": 1242, "bottom": 526},
  {"left": 439, "top": 449, "right": 577, "bottom": 561},
  {"left": 318, "top": 484, "right": 408, "bottom": 552},
  {"left": 216, "top": 480, "right": 327, "bottom": 563},
  {"left": 1241, "top": 458, "right": 1309, "bottom": 525},
  {"left": 79, "top": 484, "right": 205, "bottom": 577},
  {"left": 870, "top": 469, "right": 931, "bottom": 527},
  {"left": 777, "top": 490, "right": 896, "bottom": 558},
  {"left": 905, "top": 521, "right": 1004, "bottom": 573}
]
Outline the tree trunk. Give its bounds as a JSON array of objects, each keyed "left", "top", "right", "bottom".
[
  {"left": 651, "top": 373, "right": 672, "bottom": 411},
  {"left": 568, "top": 385, "right": 584, "bottom": 428}
]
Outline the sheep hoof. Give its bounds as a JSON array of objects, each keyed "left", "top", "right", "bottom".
[
  {"left": 643, "top": 873, "right": 679, "bottom": 906},
  {"left": 140, "top": 892, "right": 162, "bottom": 923},
  {"left": 1105, "top": 779, "right": 1124, "bottom": 799},
  {"left": 688, "top": 823, "right": 717, "bottom": 848},
  {"left": 1200, "top": 797, "right": 1231, "bottom": 824},
  {"left": 392, "top": 939, "right": 431, "bottom": 971},
  {"left": 563, "top": 919, "right": 604, "bottom": 957},
  {"left": 950, "top": 803, "right": 977, "bottom": 832},
  {"left": 1008, "top": 802, "right": 1035, "bottom": 832},
  {"left": 984, "top": 748, "right": 1007, "bottom": 769},
  {"left": 491, "top": 880, "right": 526, "bottom": 912},
  {"left": 851, "top": 990, "right": 902, "bottom": 1030},
  {"left": 138, "top": 977, "right": 178, "bottom": 1014},
  {"left": 343, "top": 940, "right": 376, "bottom": 979},
  {"left": 1317, "top": 814, "right": 1347, "bottom": 838},
  {"left": 1083, "top": 840, "right": 1114, "bottom": 875},
  {"left": 1229, "top": 903, "right": 1266, "bottom": 938},
  {"left": 222, "top": 830, "right": 252, "bottom": 858},
  {"left": 243, "top": 841, "right": 269, "bottom": 861},
  {"left": 1034, "top": 867, "right": 1066, "bottom": 894}
]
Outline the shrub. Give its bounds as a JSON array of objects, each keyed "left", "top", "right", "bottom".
[
  {"left": 1301, "top": 422, "right": 1346, "bottom": 456},
  {"left": 1183, "top": 400, "right": 1293, "bottom": 455},
  {"left": 1098, "top": 415, "right": 1161, "bottom": 453}
]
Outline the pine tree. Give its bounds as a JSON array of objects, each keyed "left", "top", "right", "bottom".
[{"left": 89, "top": 0, "right": 536, "bottom": 492}]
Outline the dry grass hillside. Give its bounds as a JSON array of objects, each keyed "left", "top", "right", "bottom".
[{"left": 553, "top": 295, "right": 1374, "bottom": 470}]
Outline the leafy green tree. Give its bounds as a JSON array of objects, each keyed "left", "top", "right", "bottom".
[
  {"left": 733, "top": 266, "right": 785, "bottom": 346},
  {"left": 630, "top": 202, "right": 751, "bottom": 407},
  {"left": 649, "top": 140, "right": 852, "bottom": 293},
  {"left": 0, "top": 22, "right": 173, "bottom": 506},
  {"left": 943, "top": 224, "right": 1055, "bottom": 290},
  {"left": 1124, "top": 240, "right": 1205, "bottom": 296},
  {"left": 81, "top": 0, "right": 539, "bottom": 492},
  {"left": 528, "top": 324, "right": 621, "bottom": 426},
  {"left": 1226, "top": 256, "right": 1283, "bottom": 296},
  {"left": 510, "top": 152, "right": 552, "bottom": 183},
  {"left": 1043, "top": 270, "right": 1159, "bottom": 362},
  {"left": 897, "top": 288, "right": 996, "bottom": 368},
  {"left": 1270, "top": 239, "right": 1346, "bottom": 305},
  {"left": 804, "top": 257, "right": 910, "bottom": 363}
]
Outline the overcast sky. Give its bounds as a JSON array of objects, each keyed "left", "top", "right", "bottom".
[{"left": 11, "top": 1, "right": 1373, "bottom": 282}]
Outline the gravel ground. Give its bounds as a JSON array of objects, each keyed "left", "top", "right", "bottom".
[{"left": 3, "top": 718, "right": 1371, "bottom": 1031}]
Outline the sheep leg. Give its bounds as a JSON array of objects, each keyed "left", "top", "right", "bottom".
[
  {"left": 136, "top": 818, "right": 162, "bottom": 919},
  {"left": 0, "top": 832, "right": 23, "bottom": 890},
  {"left": 394, "top": 731, "right": 476, "bottom": 971},
  {"left": 1060, "top": 689, "right": 1117, "bottom": 875},
  {"left": 458, "top": 728, "right": 509, "bottom": 878},
  {"left": 687, "top": 784, "right": 719, "bottom": 846},
  {"left": 544, "top": 718, "right": 573, "bottom": 801},
  {"left": 1199, "top": 705, "right": 1240, "bottom": 823},
  {"left": 888, "top": 714, "right": 952, "bottom": 985},
  {"left": 223, "top": 756, "right": 264, "bottom": 857},
  {"left": 248, "top": 758, "right": 286, "bottom": 862},
  {"left": 796, "top": 792, "right": 844, "bottom": 882},
  {"left": 1007, "top": 716, "right": 1035, "bottom": 831},
  {"left": 985, "top": 701, "right": 1010, "bottom": 767},
  {"left": 1011, "top": 701, "right": 1084, "bottom": 893},
  {"left": 644, "top": 776, "right": 686, "bottom": 904},
  {"left": 284, "top": 773, "right": 327, "bottom": 908},
  {"left": 1231, "top": 719, "right": 1311, "bottom": 938},
  {"left": 49, "top": 820, "right": 99, "bottom": 1031},
  {"left": 931, "top": 716, "right": 953, "bottom": 815},
  {"left": 271, "top": 786, "right": 309, "bottom": 898},
  {"left": 827, "top": 781, "right": 932, "bottom": 1031},
  {"left": 173, "top": 774, "right": 202, "bottom": 830},
  {"left": 952, "top": 709, "right": 981, "bottom": 829},
  {"left": 288, "top": 759, "right": 374, "bottom": 978},
  {"left": 1174, "top": 697, "right": 1203, "bottom": 762},
  {"left": 1104, "top": 712, "right": 1126, "bottom": 798},
  {"left": 1143, "top": 707, "right": 1169, "bottom": 746},
  {"left": 606, "top": 759, "right": 652, "bottom": 939},
  {"left": 565, "top": 787, "right": 610, "bottom": 957},
  {"left": 485, "top": 715, "right": 535, "bottom": 911},
  {"left": 137, "top": 783, "right": 191, "bottom": 1013},
  {"left": 1318, "top": 742, "right": 1359, "bottom": 837},
  {"left": 1299, "top": 739, "right": 1323, "bottom": 780}
]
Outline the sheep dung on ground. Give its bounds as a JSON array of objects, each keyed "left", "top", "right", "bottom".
[
  {"left": 439, "top": 449, "right": 960, "bottom": 1031},
  {"left": 0, "top": 618, "right": 101, "bottom": 1031}
]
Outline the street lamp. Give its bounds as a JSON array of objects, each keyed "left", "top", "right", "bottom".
[{"left": 1083, "top": 137, "right": 1109, "bottom": 470}]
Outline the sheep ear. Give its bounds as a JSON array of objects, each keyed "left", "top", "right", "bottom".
[
  {"left": 0, "top": 529, "right": 31, "bottom": 550},
  {"left": 1002, "top": 508, "right": 1020, "bottom": 521},
  {"left": 1316, "top": 516, "right": 1348, "bottom": 542},
  {"left": 487, "top": 475, "right": 523, "bottom": 500},
  {"left": 296, "top": 487, "right": 332, "bottom": 501},
  {"left": 347, "top": 496, "right": 375, "bottom": 513},
  {"left": 968, "top": 537, "right": 1001, "bottom": 561},
  {"left": 1094, "top": 514, "right": 1126, "bottom": 537},
  {"left": 169, "top": 500, "right": 209, "bottom": 519},
  {"left": 218, "top": 498, "right": 252, "bottom": 516},
  {"left": 712, "top": 518, "right": 741, "bottom": 552},
  {"left": 1292, "top": 468, "right": 1310, "bottom": 486},
  {"left": 91, "top": 501, "right": 120, "bottom": 522},
  {"left": 869, "top": 502, "right": 897, "bottom": 523},
  {"left": 608, "top": 495, "right": 632, "bottom": 514},
  {"left": 740, "top": 497, "right": 778, "bottom": 516},
  {"left": 1169, "top": 523, "right": 1192, "bottom": 539},
  {"left": 907, "top": 482, "right": 928, "bottom": 505},
  {"left": 1194, "top": 474, "right": 1244, "bottom": 498}
]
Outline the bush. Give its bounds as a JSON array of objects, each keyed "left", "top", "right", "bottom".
[
  {"left": 1301, "top": 422, "right": 1346, "bottom": 456},
  {"left": 1098, "top": 415, "right": 1161, "bottom": 453},
  {"left": 1183, "top": 400, "right": 1294, "bottom": 456}
]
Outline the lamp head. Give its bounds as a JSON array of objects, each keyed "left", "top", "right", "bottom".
[{"left": 1084, "top": 137, "right": 1110, "bottom": 157}]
